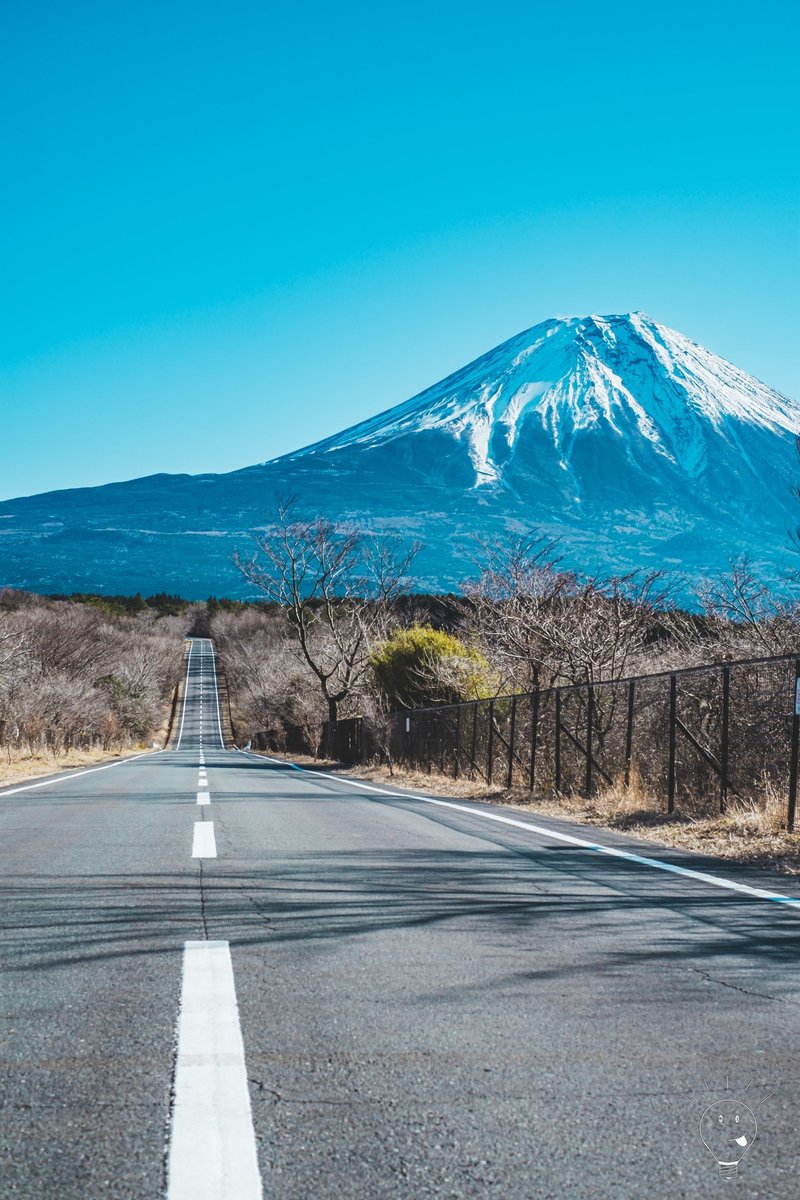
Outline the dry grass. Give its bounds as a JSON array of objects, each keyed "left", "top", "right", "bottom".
[
  {"left": 0, "top": 744, "right": 154, "bottom": 789},
  {"left": 339, "top": 761, "right": 506, "bottom": 801},
  {"left": 258, "top": 751, "right": 800, "bottom": 877},
  {"left": 503, "top": 772, "right": 800, "bottom": 876},
  {"left": 254, "top": 749, "right": 506, "bottom": 800}
]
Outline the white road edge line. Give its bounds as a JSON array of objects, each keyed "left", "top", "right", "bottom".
[
  {"left": 196, "top": 792, "right": 210, "bottom": 806},
  {"left": 0, "top": 748, "right": 162, "bottom": 798},
  {"left": 166, "top": 940, "right": 263, "bottom": 1200},
  {"left": 209, "top": 640, "right": 226, "bottom": 751},
  {"left": 175, "top": 638, "right": 195, "bottom": 751},
  {"left": 238, "top": 749, "right": 800, "bottom": 913},
  {"left": 192, "top": 821, "right": 217, "bottom": 857}
]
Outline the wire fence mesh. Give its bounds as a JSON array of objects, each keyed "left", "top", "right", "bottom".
[{"left": 251, "top": 652, "right": 800, "bottom": 830}]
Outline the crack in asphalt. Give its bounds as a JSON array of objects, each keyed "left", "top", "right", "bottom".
[
  {"left": 198, "top": 859, "right": 210, "bottom": 940},
  {"left": 689, "top": 966, "right": 793, "bottom": 1004},
  {"left": 248, "top": 1077, "right": 357, "bottom": 1106}
]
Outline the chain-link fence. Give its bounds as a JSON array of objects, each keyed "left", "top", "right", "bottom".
[{"left": 250, "top": 653, "right": 800, "bottom": 830}]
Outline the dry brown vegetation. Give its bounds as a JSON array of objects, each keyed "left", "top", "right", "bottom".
[
  {"left": 0, "top": 590, "right": 188, "bottom": 777},
  {"left": 0, "top": 744, "right": 152, "bottom": 789}
]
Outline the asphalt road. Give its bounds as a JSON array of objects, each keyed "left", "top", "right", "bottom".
[{"left": 2, "top": 637, "right": 800, "bottom": 1198}]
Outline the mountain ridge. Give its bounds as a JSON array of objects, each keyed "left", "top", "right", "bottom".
[{"left": 0, "top": 313, "right": 797, "bottom": 600}]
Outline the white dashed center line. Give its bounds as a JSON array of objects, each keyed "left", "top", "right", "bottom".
[
  {"left": 166, "top": 940, "right": 263, "bottom": 1200},
  {"left": 191, "top": 821, "right": 216, "bottom": 857}
]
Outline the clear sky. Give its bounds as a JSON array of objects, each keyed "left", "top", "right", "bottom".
[{"left": 1, "top": 0, "right": 798, "bottom": 500}]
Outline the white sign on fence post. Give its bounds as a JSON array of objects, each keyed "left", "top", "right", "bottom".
[{"left": 794, "top": 678, "right": 800, "bottom": 717}]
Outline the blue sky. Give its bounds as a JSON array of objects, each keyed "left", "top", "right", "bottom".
[{"left": 1, "top": 0, "right": 798, "bottom": 500}]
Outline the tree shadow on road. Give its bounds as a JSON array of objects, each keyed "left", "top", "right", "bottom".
[{"left": 4, "top": 843, "right": 800, "bottom": 1004}]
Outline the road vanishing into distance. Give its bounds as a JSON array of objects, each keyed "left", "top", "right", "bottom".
[{"left": 2, "top": 638, "right": 800, "bottom": 1199}]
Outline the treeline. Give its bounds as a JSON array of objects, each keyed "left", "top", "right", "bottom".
[
  {"left": 211, "top": 506, "right": 800, "bottom": 755},
  {"left": 0, "top": 589, "right": 188, "bottom": 755},
  {"left": 47, "top": 590, "right": 192, "bottom": 619}
]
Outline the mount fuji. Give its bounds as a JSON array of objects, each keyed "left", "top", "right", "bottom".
[{"left": 1, "top": 312, "right": 798, "bottom": 600}]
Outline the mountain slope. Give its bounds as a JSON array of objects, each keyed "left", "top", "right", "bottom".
[{"left": 1, "top": 313, "right": 797, "bottom": 599}]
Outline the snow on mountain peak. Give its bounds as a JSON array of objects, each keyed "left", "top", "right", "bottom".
[{"left": 277, "top": 313, "right": 799, "bottom": 490}]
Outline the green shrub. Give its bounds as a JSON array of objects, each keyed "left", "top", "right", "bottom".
[{"left": 371, "top": 624, "right": 493, "bottom": 709}]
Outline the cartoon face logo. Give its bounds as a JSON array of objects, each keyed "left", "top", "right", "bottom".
[{"left": 699, "top": 1100, "right": 757, "bottom": 1178}]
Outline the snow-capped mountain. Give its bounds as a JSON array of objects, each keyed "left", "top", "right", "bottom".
[
  {"left": 287, "top": 313, "right": 799, "bottom": 484},
  {"left": 1, "top": 313, "right": 797, "bottom": 600}
]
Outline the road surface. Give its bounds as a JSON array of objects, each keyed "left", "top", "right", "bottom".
[{"left": 2, "top": 637, "right": 800, "bottom": 1198}]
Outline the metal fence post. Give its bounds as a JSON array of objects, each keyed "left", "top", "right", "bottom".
[
  {"left": 424, "top": 710, "right": 431, "bottom": 777},
  {"left": 554, "top": 690, "right": 562, "bottom": 794},
  {"left": 624, "top": 680, "right": 635, "bottom": 787},
  {"left": 585, "top": 685, "right": 594, "bottom": 798},
  {"left": 470, "top": 701, "right": 478, "bottom": 780},
  {"left": 720, "top": 666, "right": 730, "bottom": 814},
  {"left": 454, "top": 705, "right": 461, "bottom": 780},
  {"left": 668, "top": 674, "right": 677, "bottom": 814},
  {"left": 529, "top": 691, "right": 539, "bottom": 793},
  {"left": 788, "top": 659, "right": 800, "bottom": 832},
  {"left": 440, "top": 711, "right": 447, "bottom": 776},
  {"left": 487, "top": 699, "right": 495, "bottom": 783},
  {"left": 506, "top": 695, "right": 517, "bottom": 789}
]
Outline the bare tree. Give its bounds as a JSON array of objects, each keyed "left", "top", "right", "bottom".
[
  {"left": 234, "top": 500, "right": 420, "bottom": 741},
  {"left": 698, "top": 557, "right": 799, "bottom": 656},
  {"left": 463, "top": 534, "right": 675, "bottom": 691},
  {"left": 213, "top": 608, "right": 323, "bottom": 751},
  {"left": 535, "top": 570, "right": 675, "bottom": 688},
  {"left": 0, "top": 620, "right": 25, "bottom": 673},
  {"left": 461, "top": 534, "right": 576, "bottom": 692}
]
